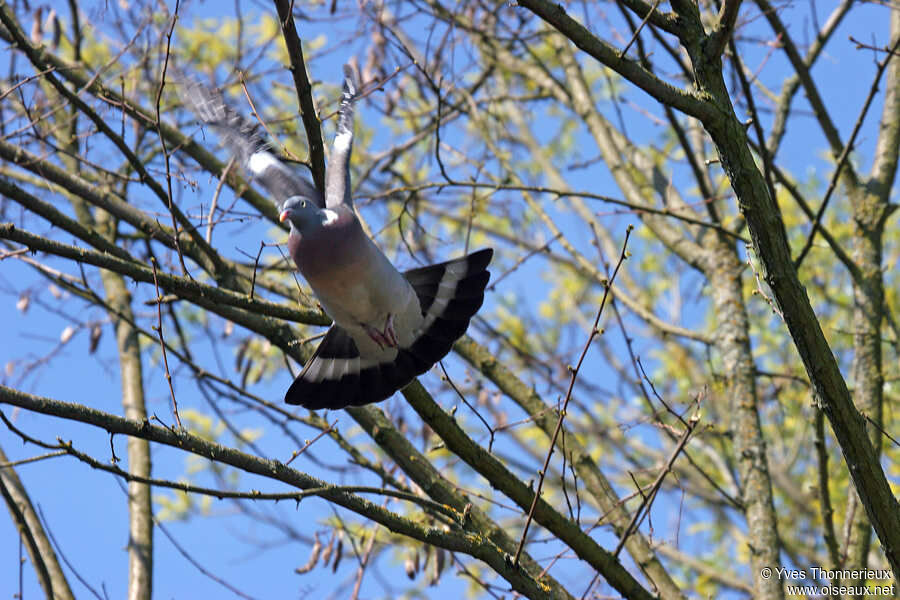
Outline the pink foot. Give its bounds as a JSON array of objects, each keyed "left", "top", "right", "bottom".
[
  {"left": 383, "top": 314, "right": 398, "bottom": 347},
  {"left": 364, "top": 315, "right": 398, "bottom": 350},
  {"left": 364, "top": 325, "right": 389, "bottom": 349}
]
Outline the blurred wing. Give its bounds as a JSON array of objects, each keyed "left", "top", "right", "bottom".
[
  {"left": 324, "top": 64, "right": 359, "bottom": 209},
  {"left": 180, "top": 79, "right": 323, "bottom": 208}
]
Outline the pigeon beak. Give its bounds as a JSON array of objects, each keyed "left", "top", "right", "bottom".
[{"left": 279, "top": 209, "right": 290, "bottom": 223}]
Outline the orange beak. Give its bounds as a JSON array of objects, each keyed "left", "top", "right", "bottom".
[{"left": 279, "top": 210, "right": 290, "bottom": 223}]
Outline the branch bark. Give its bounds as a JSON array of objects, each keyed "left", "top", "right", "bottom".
[
  {"left": 92, "top": 208, "right": 154, "bottom": 600},
  {"left": 842, "top": 12, "right": 900, "bottom": 584},
  {"left": 522, "top": 0, "right": 900, "bottom": 575},
  {"left": 272, "top": 0, "right": 327, "bottom": 192},
  {"left": 0, "top": 443, "right": 75, "bottom": 600},
  {"left": 0, "top": 386, "right": 571, "bottom": 600},
  {"left": 0, "top": 223, "right": 329, "bottom": 327},
  {"left": 673, "top": 5, "right": 900, "bottom": 573}
]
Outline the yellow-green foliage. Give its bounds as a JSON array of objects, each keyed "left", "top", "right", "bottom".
[
  {"left": 155, "top": 483, "right": 212, "bottom": 521},
  {"left": 178, "top": 18, "right": 243, "bottom": 69},
  {"left": 181, "top": 408, "right": 225, "bottom": 442},
  {"left": 239, "top": 336, "right": 282, "bottom": 386},
  {"left": 78, "top": 27, "right": 113, "bottom": 69},
  {"left": 153, "top": 408, "right": 262, "bottom": 520},
  {"left": 494, "top": 292, "right": 532, "bottom": 352}
]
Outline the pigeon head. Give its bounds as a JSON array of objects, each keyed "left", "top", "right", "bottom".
[{"left": 279, "top": 196, "right": 323, "bottom": 233}]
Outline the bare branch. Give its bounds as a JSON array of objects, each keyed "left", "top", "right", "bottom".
[
  {"left": 705, "top": 0, "right": 742, "bottom": 59},
  {"left": 0, "top": 443, "right": 75, "bottom": 600},
  {"left": 272, "top": 0, "right": 326, "bottom": 192},
  {"left": 0, "top": 386, "right": 569, "bottom": 600},
  {"left": 515, "top": 226, "right": 632, "bottom": 565},
  {"left": 517, "top": 0, "right": 712, "bottom": 121}
]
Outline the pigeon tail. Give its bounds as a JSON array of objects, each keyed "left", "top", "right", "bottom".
[{"left": 285, "top": 248, "right": 493, "bottom": 409}]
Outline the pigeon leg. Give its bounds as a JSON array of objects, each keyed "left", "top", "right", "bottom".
[
  {"left": 382, "top": 314, "right": 398, "bottom": 347},
  {"left": 363, "top": 315, "right": 399, "bottom": 349},
  {"left": 363, "top": 324, "right": 388, "bottom": 350}
]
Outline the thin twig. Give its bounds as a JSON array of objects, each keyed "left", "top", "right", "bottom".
[
  {"left": 794, "top": 33, "right": 900, "bottom": 268},
  {"left": 154, "top": 0, "right": 190, "bottom": 277},
  {"left": 0, "top": 247, "right": 29, "bottom": 260},
  {"left": 350, "top": 521, "right": 380, "bottom": 600},
  {"left": 285, "top": 420, "right": 336, "bottom": 465},
  {"left": 488, "top": 233, "right": 560, "bottom": 291},
  {"left": 513, "top": 225, "right": 633, "bottom": 566},
  {"left": 863, "top": 413, "right": 900, "bottom": 448},
  {"left": 272, "top": 0, "right": 326, "bottom": 192},
  {"left": 814, "top": 409, "right": 840, "bottom": 566},
  {"left": 375, "top": 180, "right": 748, "bottom": 242},
  {"left": 249, "top": 240, "right": 265, "bottom": 301},
  {"left": 34, "top": 505, "right": 103, "bottom": 600},
  {"left": 206, "top": 157, "right": 235, "bottom": 244},
  {"left": 0, "top": 66, "right": 56, "bottom": 101},
  {"left": 619, "top": 0, "right": 662, "bottom": 58},
  {"left": 612, "top": 407, "right": 699, "bottom": 558},
  {"left": 154, "top": 517, "right": 260, "bottom": 600},
  {"left": 151, "top": 258, "right": 183, "bottom": 429},
  {"left": 0, "top": 450, "right": 66, "bottom": 468},
  {"left": 238, "top": 75, "right": 303, "bottom": 163},
  {"left": 438, "top": 361, "right": 496, "bottom": 452}
]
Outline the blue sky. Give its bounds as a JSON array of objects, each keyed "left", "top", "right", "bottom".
[{"left": 2, "top": 0, "right": 897, "bottom": 598}]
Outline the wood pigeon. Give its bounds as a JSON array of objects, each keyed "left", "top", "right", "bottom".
[{"left": 181, "top": 67, "right": 493, "bottom": 409}]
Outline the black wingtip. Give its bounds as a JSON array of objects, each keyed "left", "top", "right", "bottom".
[{"left": 466, "top": 248, "right": 494, "bottom": 272}]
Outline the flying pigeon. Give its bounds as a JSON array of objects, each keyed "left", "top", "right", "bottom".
[{"left": 181, "top": 67, "right": 493, "bottom": 409}]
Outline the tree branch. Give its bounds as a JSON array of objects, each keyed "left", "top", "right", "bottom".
[
  {"left": 517, "top": 0, "right": 712, "bottom": 121},
  {"left": 0, "top": 387, "right": 570, "bottom": 600},
  {"left": 705, "top": 0, "right": 742, "bottom": 59},
  {"left": 0, "top": 443, "right": 75, "bottom": 600},
  {"left": 0, "top": 223, "right": 329, "bottom": 327},
  {"left": 754, "top": 0, "right": 860, "bottom": 189},
  {"left": 272, "top": 0, "right": 327, "bottom": 192},
  {"left": 680, "top": 23, "right": 900, "bottom": 576}
]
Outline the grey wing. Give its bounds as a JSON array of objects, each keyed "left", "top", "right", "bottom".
[
  {"left": 324, "top": 64, "right": 359, "bottom": 209},
  {"left": 179, "top": 79, "right": 324, "bottom": 208}
]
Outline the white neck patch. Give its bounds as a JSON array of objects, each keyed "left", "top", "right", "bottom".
[{"left": 322, "top": 209, "right": 339, "bottom": 226}]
